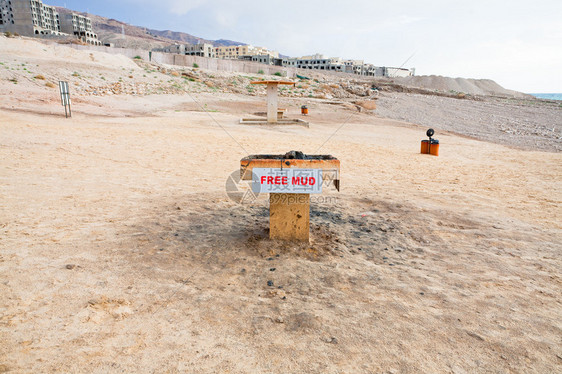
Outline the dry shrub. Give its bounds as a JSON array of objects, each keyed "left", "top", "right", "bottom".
[
  {"left": 34, "top": 74, "right": 45, "bottom": 80},
  {"left": 329, "top": 84, "right": 339, "bottom": 89},
  {"left": 320, "top": 84, "right": 333, "bottom": 93},
  {"left": 45, "top": 82, "right": 55, "bottom": 88},
  {"left": 128, "top": 75, "right": 133, "bottom": 78},
  {"left": 170, "top": 71, "right": 180, "bottom": 77}
]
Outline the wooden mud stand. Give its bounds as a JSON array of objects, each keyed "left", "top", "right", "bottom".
[{"left": 241, "top": 154, "right": 340, "bottom": 242}]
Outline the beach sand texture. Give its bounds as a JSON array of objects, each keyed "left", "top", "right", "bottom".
[{"left": 1, "top": 36, "right": 561, "bottom": 373}]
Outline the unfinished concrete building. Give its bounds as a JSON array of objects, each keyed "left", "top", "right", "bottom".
[
  {"left": 0, "top": 0, "right": 100, "bottom": 45},
  {"left": 296, "top": 55, "right": 345, "bottom": 72},
  {"left": 215, "top": 45, "right": 278, "bottom": 60},
  {"left": 0, "top": 0, "right": 63, "bottom": 36},
  {"left": 154, "top": 43, "right": 185, "bottom": 54},
  {"left": 282, "top": 58, "right": 298, "bottom": 68},
  {"left": 154, "top": 43, "right": 215, "bottom": 58},
  {"left": 60, "top": 12, "right": 101, "bottom": 45},
  {"left": 185, "top": 43, "right": 215, "bottom": 58}
]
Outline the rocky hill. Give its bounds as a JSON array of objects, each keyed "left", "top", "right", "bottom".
[
  {"left": 395, "top": 75, "right": 531, "bottom": 98},
  {"left": 54, "top": 7, "right": 244, "bottom": 50}
]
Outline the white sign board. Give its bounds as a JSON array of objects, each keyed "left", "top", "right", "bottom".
[
  {"left": 59, "top": 81, "right": 70, "bottom": 106},
  {"left": 252, "top": 168, "right": 322, "bottom": 194}
]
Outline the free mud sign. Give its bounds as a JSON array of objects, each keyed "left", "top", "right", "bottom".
[{"left": 252, "top": 168, "right": 323, "bottom": 194}]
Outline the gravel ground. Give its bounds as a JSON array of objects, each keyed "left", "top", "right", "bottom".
[{"left": 376, "top": 92, "right": 562, "bottom": 152}]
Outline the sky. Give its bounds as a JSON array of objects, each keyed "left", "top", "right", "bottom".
[{"left": 48, "top": 0, "right": 562, "bottom": 93}]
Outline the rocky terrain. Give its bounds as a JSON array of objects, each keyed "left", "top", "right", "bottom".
[{"left": 2, "top": 35, "right": 560, "bottom": 151}]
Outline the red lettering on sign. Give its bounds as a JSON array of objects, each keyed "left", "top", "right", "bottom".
[
  {"left": 292, "top": 177, "right": 300, "bottom": 185},
  {"left": 282, "top": 176, "right": 288, "bottom": 185},
  {"left": 261, "top": 176, "right": 266, "bottom": 184},
  {"left": 309, "top": 177, "right": 315, "bottom": 185},
  {"left": 267, "top": 176, "right": 273, "bottom": 184},
  {"left": 274, "top": 176, "right": 281, "bottom": 184}
]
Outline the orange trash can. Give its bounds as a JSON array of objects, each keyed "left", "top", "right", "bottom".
[
  {"left": 420, "top": 140, "right": 429, "bottom": 154},
  {"left": 421, "top": 139, "right": 439, "bottom": 156},
  {"left": 429, "top": 140, "right": 439, "bottom": 156},
  {"left": 301, "top": 105, "right": 308, "bottom": 115}
]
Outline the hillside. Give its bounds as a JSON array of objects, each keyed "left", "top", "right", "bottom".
[
  {"left": 54, "top": 7, "right": 245, "bottom": 50},
  {"left": 395, "top": 75, "right": 531, "bottom": 98}
]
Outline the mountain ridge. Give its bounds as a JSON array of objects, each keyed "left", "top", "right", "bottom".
[{"left": 54, "top": 6, "right": 245, "bottom": 49}]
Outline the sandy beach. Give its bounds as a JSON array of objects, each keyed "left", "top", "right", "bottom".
[{"left": 1, "top": 36, "right": 561, "bottom": 373}]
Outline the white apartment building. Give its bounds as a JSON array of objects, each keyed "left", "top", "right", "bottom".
[
  {"left": 60, "top": 12, "right": 100, "bottom": 45},
  {"left": 215, "top": 44, "right": 278, "bottom": 60}
]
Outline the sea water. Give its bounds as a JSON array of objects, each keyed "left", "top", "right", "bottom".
[{"left": 530, "top": 93, "right": 562, "bottom": 101}]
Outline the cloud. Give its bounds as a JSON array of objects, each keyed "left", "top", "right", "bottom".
[
  {"left": 121, "top": 0, "right": 208, "bottom": 15},
  {"left": 86, "top": 0, "right": 562, "bottom": 91}
]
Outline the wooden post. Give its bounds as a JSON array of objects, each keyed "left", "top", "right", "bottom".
[
  {"left": 269, "top": 193, "right": 310, "bottom": 241},
  {"left": 266, "top": 82, "right": 278, "bottom": 123}
]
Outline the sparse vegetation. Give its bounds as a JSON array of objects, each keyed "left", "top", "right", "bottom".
[
  {"left": 258, "top": 69, "right": 264, "bottom": 74},
  {"left": 133, "top": 55, "right": 142, "bottom": 60},
  {"left": 274, "top": 72, "right": 282, "bottom": 77},
  {"left": 45, "top": 82, "right": 55, "bottom": 88},
  {"left": 34, "top": 74, "right": 45, "bottom": 80},
  {"left": 9, "top": 77, "right": 18, "bottom": 84},
  {"left": 4, "top": 31, "right": 12, "bottom": 37},
  {"left": 170, "top": 71, "right": 180, "bottom": 77},
  {"left": 193, "top": 63, "right": 199, "bottom": 68},
  {"left": 72, "top": 72, "right": 80, "bottom": 77}
]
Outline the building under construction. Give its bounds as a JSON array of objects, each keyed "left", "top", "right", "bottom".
[{"left": 0, "top": 0, "right": 100, "bottom": 45}]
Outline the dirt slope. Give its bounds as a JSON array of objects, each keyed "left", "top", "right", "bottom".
[{"left": 395, "top": 75, "right": 531, "bottom": 98}]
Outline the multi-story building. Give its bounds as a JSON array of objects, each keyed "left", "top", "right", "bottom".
[
  {"left": 281, "top": 58, "right": 298, "bottom": 68},
  {"left": 185, "top": 43, "right": 214, "bottom": 58},
  {"left": 215, "top": 45, "right": 278, "bottom": 60},
  {"left": 0, "top": 1, "right": 15, "bottom": 30},
  {"left": 154, "top": 44, "right": 185, "bottom": 54},
  {"left": 0, "top": 0, "right": 100, "bottom": 45},
  {"left": 295, "top": 55, "right": 345, "bottom": 72},
  {"left": 0, "top": 0, "right": 62, "bottom": 36},
  {"left": 215, "top": 45, "right": 250, "bottom": 59},
  {"left": 154, "top": 43, "right": 215, "bottom": 58},
  {"left": 60, "top": 12, "right": 100, "bottom": 45}
]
